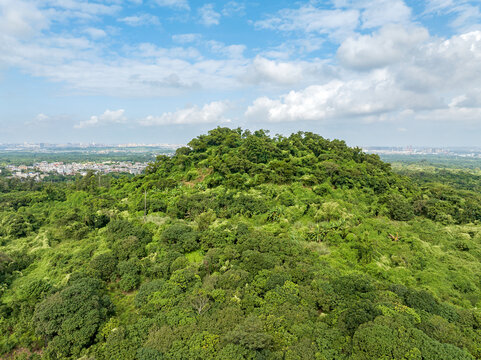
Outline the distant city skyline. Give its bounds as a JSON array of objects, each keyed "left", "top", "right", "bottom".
[
  {"left": 2, "top": 0, "right": 481, "bottom": 146},
  {"left": 5, "top": 142, "right": 481, "bottom": 154}
]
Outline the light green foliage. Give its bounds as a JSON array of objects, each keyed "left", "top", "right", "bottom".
[{"left": 186, "top": 250, "right": 204, "bottom": 264}]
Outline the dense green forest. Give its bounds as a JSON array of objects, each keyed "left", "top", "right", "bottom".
[
  {"left": 391, "top": 162, "right": 481, "bottom": 193},
  {"left": 382, "top": 154, "right": 481, "bottom": 171},
  {"left": 2, "top": 128, "right": 481, "bottom": 359}
]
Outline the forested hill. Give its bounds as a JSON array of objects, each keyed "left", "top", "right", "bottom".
[
  {"left": 2, "top": 128, "right": 481, "bottom": 359},
  {"left": 145, "top": 128, "right": 400, "bottom": 191}
]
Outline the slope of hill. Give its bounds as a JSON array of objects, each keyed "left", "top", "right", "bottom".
[{"left": 1, "top": 128, "right": 481, "bottom": 359}]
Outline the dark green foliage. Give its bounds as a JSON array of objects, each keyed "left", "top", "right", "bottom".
[
  {"left": 386, "top": 194, "right": 415, "bottom": 221},
  {"left": 161, "top": 223, "right": 199, "bottom": 253},
  {"left": 150, "top": 127, "right": 402, "bottom": 193},
  {"left": 135, "top": 279, "right": 166, "bottom": 308},
  {"left": 0, "top": 252, "right": 13, "bottom": 284},
  {"left": 0, "top": 250, "right": 33, "bottom": 285},
  {"left": 224, "top": 316, "right": 274, "bottom": 351},
  {"left": 331, "top": 274, "right": 375, "bottom": 298},
  {"left": 107, "top": 218, "right": 152, "bottom": 244},
  {"left": 118, "top": 258, "right": 141, "bottom": 291},
  {"left": 172, "top": 194, "right": 214, "bottom": 219},
  {"left": 134, "top": 279, "right": 182, "bottom": 316},
  {"left": 137, "top": 347, "right": 164, "bottom": 360},
  {"left": 33, "top": 277, "right": 112, "bottom": 358},
  {"left": 84, "top": 212, "right": 110, "bottom": 229},
  {"left": 106, "top": 218, "right": 153, "bottom": 260},
  {"left": 89, "top": 252, "right": 118, "bottom": 281},
  {"left": 339, "top": 300, "right": 380, "bottom": 335},
  {"left": 44, "top": 185, "right": 67, "bottom": 202},
  {"left": 391, "top": 285, "right": 443, "bottom": 315},
  {"left": 352, "top": 318, "right": 474, "bottom": 360}
]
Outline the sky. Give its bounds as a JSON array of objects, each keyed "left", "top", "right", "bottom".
[{"left": 1, "top": 0, "right": 481, "bottom": 146}]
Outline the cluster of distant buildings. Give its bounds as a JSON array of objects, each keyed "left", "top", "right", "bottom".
[
  {"left": 4, "top": 161, "right": 148, "bottom": 180},
  {"left": 363, "top": 146, "right": 450, "bottom": 155},
  {"left": 0, "top": 143, "right": 183, "bottom": 181},
  {"left": 363, "top": 146, "right": 481, "bottom": 158}
]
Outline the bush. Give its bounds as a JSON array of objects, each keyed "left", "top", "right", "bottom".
[
  {"left": 386, "top": 194, "right": 414, "bottom": 221},
  {"left": 89, "top": 252, "right": 118, "bottom": 281},
  {"left": 339, "top": 300, "right": 380, "bottom": 335},
  {"left": 161, "top": 223, "right": 199, "bottom": 253},
  {"left": 33, "top": 277, "right": 112, "bottom": 358},
  {"left": 118, "top": 259, "right": 141, "bottom": 291}
]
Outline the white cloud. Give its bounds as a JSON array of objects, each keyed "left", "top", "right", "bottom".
[
  {"left": 245, "top": 69, "right": 441, "bottom": 123},
  {"left": 198, "top": 4, "right": 221, "bottom": 26},
  {"left": 424, "top": 0, "right": 481, "bottom": 32},
  {"left": 0, "top": 27, "right": 251, "bottom": 96},
  {"left": 337, "top": 25, "right": 429, "bottom": 70},
  {"left": 329, "top": 0, "right": 413, "bottom": 28},
  {"left": 40, "top": 0, "right": 121, "bottom": 21},
  {"left": 24, "top": 113, "right": 53, "bottom": 126},
  {"left": 448, "top": 4, "right": 481, "bottom": 32},
  {"left": 75, "top": 109, "right": 126, "bottom": 129},
  {"left": 243, "top": 56, "right": 330, "bottom": 86},
  {"left": 246, "top": 28, "right": 481, "bottom": 124},
  {"left": 449, "top": 90, "right": 481, "bottom": 108},
  {"left": 0, "top": 0, "right": 48, "bottom": 37},
  {"left": 134, "top": 42, "right": 201, "bottom": 60},
  {"left": 222, "top": 1, "right": 245, "bottom": 16},
  {"left": 396, "top": 31, "right": 481, "bottom": 92},
  {"left": 207, "top": 40, "right": 245, "bottom": 58},
  {"left": 83, "top": 27, "right": 107, "bottom": 39},
  {"left": 424, "top": 0, "right": 456, "bottom": 13},
  {"left": 255, "top": 35, "right": 326, "bottom": 59},
  {"left": 36, "top": 113, "right": 49, "bottom": 122},
  {"left": 119, "top": 14, "right": 160, "bottom": 26},
  {"left": 413, "top": 105, "right": 481, "bottom": 123},
  {"left": 140, "top": 101, "right": 230, "bottom": 125},
  {"left": 245, "top": 84, "right": 338, "bottom": 123},
  {"left": 255, "top": 1, "right": 414, "bottom": 42},
  {"left": 172, "top": 33, "right": 201, "bottom": 44},
  {"left": 360, "top": 0, "right": 412, "bottom": 28},
  {"left": 153, "top": 0, "right": 189, "bottom": 10},
  {"left": 255, "top": 5, "right": 359, "bottom": 40},
  {"left": 3, "top": 0, "right": 481, "bottom": 119}
]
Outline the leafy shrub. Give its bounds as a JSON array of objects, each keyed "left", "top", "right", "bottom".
[
  {"left": 386, "top": 194, "right": 414, "bottom": 221},
  {"left": 118, "top": 259, "right": 141, "bottom": 291},
  {"left": 89, "top": 252, "right": 118, "bottom": 281},
  {"left": 161, "top": 223, "right": 199, "bottom": 253},
  {"left": 33, "top": 277, "right": 112, "bottom": 358}
]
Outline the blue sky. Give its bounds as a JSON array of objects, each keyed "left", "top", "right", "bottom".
[{"left": 1, "top": 0, "right": 481, "bottom": 146}]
